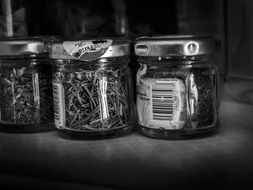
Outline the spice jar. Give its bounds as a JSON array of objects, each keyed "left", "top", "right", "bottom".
[
  {"left": 134, "top": 35, "right": 220, "bottom": 139},
  {"left": 0, "top": 37, "right": 56, "bottom": 132},
  {"left": 50, "top": 38, "right": 134, "bottom": 139}
]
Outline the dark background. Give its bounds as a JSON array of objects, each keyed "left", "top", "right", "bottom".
[{"left": 1, "top": 0, "right": 224, "bottom": 65}]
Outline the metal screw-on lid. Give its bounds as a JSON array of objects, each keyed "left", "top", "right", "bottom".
[
  {"left": 134, "top": 35, "right": 220, "bottom": 57},
  {"left": 0, "top": 36, "right": 60, "bottom": 57},
  {"left": 50, "top": 38, "right": 131, "bottom": 61}
]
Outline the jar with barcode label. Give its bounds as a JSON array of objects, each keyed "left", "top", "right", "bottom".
[
  {"left": 0, "top": 36, "right": 58, "bottom": 132},
  {"left": 134, "top": 35, "right": 220, "bottom": 139},
  {"left": 50, "top": 38, "right": 134, "bottom": 139}
]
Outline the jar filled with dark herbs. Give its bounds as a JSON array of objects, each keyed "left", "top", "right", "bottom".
[
  {"left": 50, "top": 38, "right": 134, "bottom": 139},
  {"left": 0, "top": 37, "right": 57, "bottom": 132},
  {"left": 134, "top": 35, "right": 220, "bottom": 139}
]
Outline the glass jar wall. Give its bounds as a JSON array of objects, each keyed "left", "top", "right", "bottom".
[
  {"left": 50, "top": 39, "right": 134, "bottom": 139},
  {"left": 0, "top": 38, "right": 55, "bottom": 132},
  {"left": 134, "top": 36, "right": 220, "bottom": 139}
]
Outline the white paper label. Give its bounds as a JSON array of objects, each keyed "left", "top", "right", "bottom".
[
  {"left": 136, "top": 66, "right": 186, "bottom": 129},
  {"left": 53, "top": 82, "right": 66, "bottom": 129}
]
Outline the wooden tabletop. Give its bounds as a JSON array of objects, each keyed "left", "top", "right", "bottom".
[{"left": 1, "top": 97, "right": 253, "bottom": 190}]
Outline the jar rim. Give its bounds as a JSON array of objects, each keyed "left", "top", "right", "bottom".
[
  {"left": 134, "top": 35, "right": 220, "bottom": 57},
  {"left": 0, "top": 36, "right": 60, "bottom": 57},
  {"left": 49, "top": 38, "right": 131, "bottom": 61},
  {"left": 0, "top": 53, "right": 49, "bottom": 61}
]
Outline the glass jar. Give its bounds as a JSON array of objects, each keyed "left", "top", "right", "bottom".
[
  {"left": 50, "top": 38, "right": 134, "bottom": 139},
  {"left": 134, "top": 35, "right": 220, "bottom": 139},
  {"left": 0, "top": 37, "right": 55, "bottom": 132}
]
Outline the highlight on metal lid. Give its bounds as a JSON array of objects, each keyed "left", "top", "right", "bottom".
[
  {"left": 134, "top": 35, "right": 220, "bottom": 57},
  {"left": 49, "top": 38, "right": 131, "bottom": 61},
  {"left": 0, "top": 36, "right": 60, "bottom": 57}
]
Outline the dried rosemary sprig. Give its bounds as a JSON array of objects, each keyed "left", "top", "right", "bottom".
[{"left": 57, "top": 67, "right": 129, "bottom": 132}]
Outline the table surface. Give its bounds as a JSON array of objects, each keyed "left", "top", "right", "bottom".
[{"left": 1, "top": 97, "right": 253, "bottom": 189}]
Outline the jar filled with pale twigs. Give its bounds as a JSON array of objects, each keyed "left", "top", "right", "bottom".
[{"left": 50, "top": 38, "right": 134, "bottom": 139}]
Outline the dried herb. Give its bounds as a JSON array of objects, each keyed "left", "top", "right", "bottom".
[
  {"left": 189, "top": 67, "right": 217, "bottom": 129},
  {"left": 0, "top": 64, "right": 54, "bottom": 125},
  {"left": 53, "top": 65, "right": 130, "bottom": 132},
  {"left": 137, "top": 65, "right": 218, "bottom": 130}
]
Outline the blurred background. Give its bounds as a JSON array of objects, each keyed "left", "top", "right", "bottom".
[{"left": 0, "top": 0, "right": 253, "bottom": 104}]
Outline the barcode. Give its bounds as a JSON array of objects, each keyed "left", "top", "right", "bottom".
[
  {"left": 152, "top": 82, "right": 175, "bottom": 120},
  {"left": 53, "top": 82, "right": 65, "bottom": 129}
]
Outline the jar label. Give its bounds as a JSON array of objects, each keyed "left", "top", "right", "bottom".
[
  {"left": 137, "top": 70, "right": 186, "bottom": 129},
  {"left": 53, "top": 82, "right": 66, "bottom": 129},
  {"left": 63, "top": 40, "right": 113, "bottom": 61}
]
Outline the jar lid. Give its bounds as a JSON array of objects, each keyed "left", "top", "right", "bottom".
[
  {"left": 49, "top": 38, "right": 130, "bottom": 61},
  {"left": 134, "top": 35, "right": 220, "bottom": 57},
  {"left": 0, "top": 36, "right": 60, "bottom": 57}
]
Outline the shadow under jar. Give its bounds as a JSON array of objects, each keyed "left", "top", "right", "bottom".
[
  {"left": 50, "top": 39, "right": 134, "bottom": 139},
  {"left": 134, "top": 35, "right": 220, "bottom": 139},
  {"left": 0, "top": 38, "right": 55, "bottom": 132}
]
